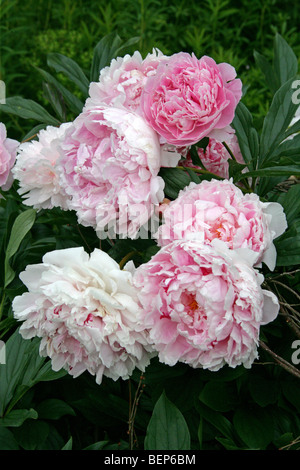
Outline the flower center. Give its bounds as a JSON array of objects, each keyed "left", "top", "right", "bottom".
[{"left": 188, "top": 298, "right": 199, "bottom": 312}]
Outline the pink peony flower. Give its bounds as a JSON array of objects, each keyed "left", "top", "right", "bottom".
[
  {"left": 13, "top": 123, "right": 72, "bottom": 210},
  {"left": 0, "top": 122, "right": 19, "bottom": 190},
  {"left": 156, "top": 179, "right": 287, "bottom": 271},
  {"left": 88, "top": 50, "right": 184, "bottom": 168},
  {"left": 12, "top": 247, "right": 152, "bottom": 384},
  {"left": 89, "top": 49, "right": 166, "bottom": 113},
  {"left": 180, "top": 129, "right": 245, "bottom": 179},
  {"left": 140, "top": 52, "right": 242, "bottom": 146},
  {"left": 133, "top": 239, "right": 280, "bottom": 371},
  {"left": 58, "top": 104, "right": 166, "bottom": 238}
]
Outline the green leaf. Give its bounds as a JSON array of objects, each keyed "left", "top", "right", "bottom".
[
  {"left": 259, "top": 78, "right": 299, "bottom": 165},
  {"left": 0, "top": 408, "right": 38, "bottom": 427},
  {"left": 90, "top": 32, "right": 137, "bottom": 82},
  {"left": 0, "top": 331, "right": 33, "bottom": 416},
  {"left": 228, "top": 159, "right": 247, "bottom": 182},
  {"left": 270, "top": 183, "right": 300, "bottom": 226},
  {"left": 36, "top": 399, "right": 75, "bottom": 420},
  {"left": 240, "top": 165, "right": 300, "bottom": 180},
  {"left": 195, "top": 400, "right": 237, "bottom": 443},
  {"left": 273, "top": 432, "right": 295, "bottom": 449},
  {"left": 0, "top": 329, "right": 63, "bottom": 417},
  {"left": 271, "top": 133, "right": 300, "bottom": 161},
  {"left": 61, "top": 437, "right": 73, "bottom": 450},
  {"left": 42, "top": 81, "right": 66, "bottom": 122},
  {"left": 47, "top": 53, "right": 90, "bottom": 97},
  {"left": 254, "top": 34, "right": 298, "bottom": 94},
  {"left": 248, "top": 374, "right": 279, "bottom": 407},
  {"left": 12, "top": 419, "right": 50, "bottom": 450},
  {"left": 216, "top": 437, "right": 246, "bottom": 450},
  {"left": 4, "top": 208, "right": 36, "bottom": 287},
  {"left": 159, "top": 167, "right": 194, "bottom": 199},
  {"left": 273, "top": 33, "right": 298, "bottom": 89},
  {"left": 0, "top": 427, "right": 19, "bottom": 449},
  {"left": 233, "top": 407, "right": 274, "bottom": 449},
  {"left": 283, "top": 113, "right": 300, "bottom": 140},
  {"left": 0, "top": 96, "right": 60, "bottom": 126},
  {"left": 144, "top": 358, "right": 187, "bottom": 384},
  {"left": 83, "top": 440, "right": 110, "bottom": 450},
  {"left": 33, "top": 360, "right": 67, "bottom": 383},
  {"left": 34, "top": 66, "right": 84, "bottom": 115},
  {"left": 281, "top": 380, "right": 300, "bottom": 412},
  {"left": 274, "top": 220, "right": 300, "bottom": 266},
  {"left": 253, "top": 50, "right": 278, "bottom": 94},
  {"left": 231, "top": 101, "right": 259, "bottom": 170},
  {"left": 199, "top": 381, "right": 239, "bottom": 412},
  {"left": 144, "top": 391, "right": 191, "bottom": 450},
  {"left": 21, "top": 124, "right": 47, "bottom": 142}
]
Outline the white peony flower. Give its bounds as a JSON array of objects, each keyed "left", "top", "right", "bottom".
[
  {"left": 12, "top": 247, "right": 152, "bottom": 384},
  {"left": 12, "top": 123, "right": 72, "bottom": 210}
]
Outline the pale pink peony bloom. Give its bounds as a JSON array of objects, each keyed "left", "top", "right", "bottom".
[
  {"left": 12, "top": 247, "right": 152, "bottom": 384},
  {"left": 89, "top": 49, "right": 166, "bottom": 113},
  {"left": 156, "top": 179, "right": 287, "bottom": 271},
  {"left": 58, "top": 104, "right": 166, "bottom": 238},
  {"left": 141, "top": 52, "right": 242, "bottom": 146},
  {"left": 13, "top": 123, "right": 72, "bottom": 210},
  {"left": 0, "top": 122, "right": 19, "bottom": 190},
  {"left": 88, "top": 50, "right": 183, "bottom": 168},
  {"left": 133, "top": 239, "right": 279, "bottom": 371},
  {"left": 180, "top": 129, "right": 245, "bottom": 179}
]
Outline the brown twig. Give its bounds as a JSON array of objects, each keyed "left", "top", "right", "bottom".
[
  {"left": 21, "top": 133, "right": 38, "bottom": 143},
  {"left": 128, "top": 375, "right": 145, "bottom": 450},
  {"left": 259, "top": 340, "right": 300, "bottom": 380},
  {"left": 279, "top": 435, "right": 300, "bottom": 450},
  {"left": 268, "top": 279, "right": 300, "bottom": 302}
]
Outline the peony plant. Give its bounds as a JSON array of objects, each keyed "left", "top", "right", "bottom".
[{"left": 0, "top": 32, "right": 299, "bottom": 451}]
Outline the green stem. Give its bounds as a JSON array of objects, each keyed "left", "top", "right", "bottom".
[
  {"left": 119, "top": 251, "right": 139, "bottom": 270},
  {"left": 175, "top": 166, "right": 253, "bottom": 194},
  {"left": 175, "top": 165, "right": 221, "bottom": 178},
  {"left": 222, "top": 141, "right": 237, "bottom": 161},
  {"left": 0, "top": 293, "right": 6, "bottom": 321}
]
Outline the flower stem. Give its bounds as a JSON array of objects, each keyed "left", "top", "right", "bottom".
[
  {"left": 119, "top": 251, "right": 139, "bottom": 270},
  {"left": 21, "top": 133, "right": 38, "bottom": 143},
  {"left": 222, "top": 141, "right": 237, "bottom": 161},
  {"left": 0, "top": 293, "right": 6, "bottom": 321},
  {"left": 128, "top": 375, "right": 145, "bottom": 449}
]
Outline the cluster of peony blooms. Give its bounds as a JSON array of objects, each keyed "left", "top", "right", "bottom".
[{"left": 1, "top": 49, "right": 288, "bottom": 384}]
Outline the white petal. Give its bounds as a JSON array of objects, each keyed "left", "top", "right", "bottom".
[
  {"left": 263, "top": 202, "right": 288, "bottom": 239},
  {"left": 260, "top": 242, "right": 277, "bottom": 271},
  {"left": 261, "top": 289, "right": 280, "bottom": 325}
]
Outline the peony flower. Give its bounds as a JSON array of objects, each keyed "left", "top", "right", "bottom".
[
  {"left": 133, "top": 239, "right": 280, "bottom": 371},
  {"left": 0, "top": 122, "right": 19, "bottom": 190},
  {"left": 58, "top": 104, "right": 167, "bottom": 238},
  {"left": 12, "top": 247, "right": 152, "bottom": 384},
  {"left": 141, "top": 52, "right": 242, "bottom": 146},
  {"left": 12, "top": 123, "right": 72, "bottom": 210},
  {"left": 156, "top": 179, "right": 287, "bottom": 271},
  {"left": 89, "top": 49, "right": 166, "bottom": 113},
  {"left": 88, "top": 50, "right": 184, "bottom": 168},
  {"left": 180, "top": 129, "right": 245, "bottom": 179}
]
